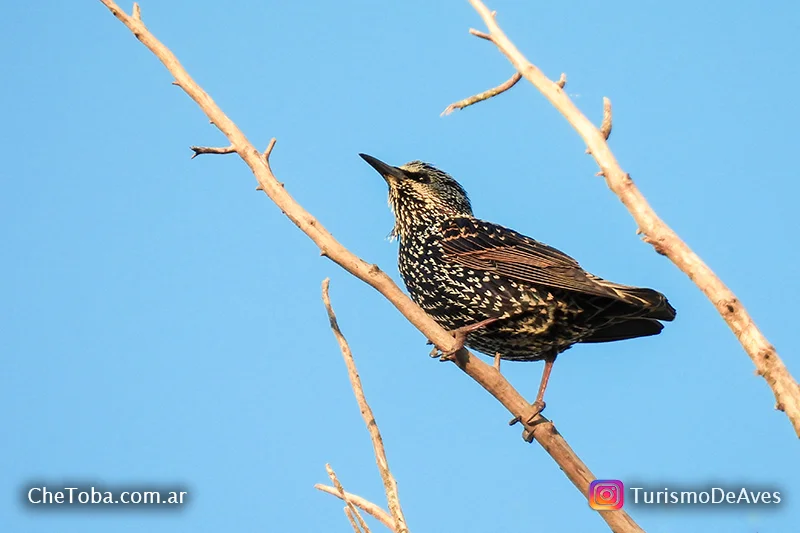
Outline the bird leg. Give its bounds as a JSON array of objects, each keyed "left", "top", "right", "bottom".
[
  {"left": 430, "top": 317, "right": 500, "bottom": 361},
  {"left": 509, "top": 354, "right": 557, "bottom": 426}
]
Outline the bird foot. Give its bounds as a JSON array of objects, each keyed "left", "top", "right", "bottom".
[
  {"left": 508, "top": 400, "right": 546, "bottom": 426},
  {"left": 429, "top": 318, "right": 500, "bottom": 361},
  {"left": 429, "top": 335, "right": 466, "bottom": 361}
]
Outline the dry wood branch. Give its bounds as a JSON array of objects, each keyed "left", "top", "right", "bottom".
[
  {"left": 468, "top": 0, "right": 800, "bottom": 437},
  {"left": 327, "top": 464, "right": 371, "bottom": 533},
  {"left": 322, "top": 279, "right": 409, "bottom": 533},
  {"left": 315, "top": 484, "right": 396, "bottom": 531},
  {"left": 99, "top": 3, "right": 644, "bottom": 532},
  {"left": 441, "top": 72, "right": 522, "bottom": 116}
]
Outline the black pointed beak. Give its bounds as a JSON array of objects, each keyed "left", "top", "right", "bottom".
[{"left": 359, "top": 153, "right": 407, "bottom": 183}]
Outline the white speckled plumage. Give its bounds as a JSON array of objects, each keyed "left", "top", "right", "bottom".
[{"left": 361, "top": 155, "right": 676, "bottom": 362}]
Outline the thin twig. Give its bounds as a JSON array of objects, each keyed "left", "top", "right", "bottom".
[
  {"left": 315, "top": 484, "right": 396, "bottom": 531},
  {"left": 467, "top": 0, "right": 800, "bottom": 438},
  {"left": 441, "top": 72, "right": 522, "bottom": 116},
  {"left": 189, "top": 145, "right": 235, "bottom": 159},
  {"left": 344, "top": 507, "right": 363, "bottom": 533},
  {"left": 327, "top": 464, "right": 371, "bottom": 533},
  {"left": 322, "top": 279, "right": 409, "bottom": 533},
  {"left": 96, "top": 4, "right": 645, "bottom": 532},
  {"left": 263, "top": 137, "right": 277, "bottom": 163},
  {"left": 469, "top": 28, "right": 493, "bottom": 41},
  {"left": 600, "top": 97, "right": 613, "bottom": 140}
]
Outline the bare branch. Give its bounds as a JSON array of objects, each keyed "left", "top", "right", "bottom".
[
  {"left": 441, "top": 72, "right": 522, "bottom": 116},
  {"left": 315, "top": 484, "right": 396, "bottom": 531},
  {"left": 97, "top": 3, "right": 646, "bottom": 531},
  {"left": 467, "top": 0, "right": 800, "bottom": 437},
  {"left": 189, "top": 145, "right": 235, "bottom": 159},
  {"left": 326, "top": 464, "right": 371, "bottom": 533},
  {"left": 322, "top": 279, "right": 409, "bottom": 533}
]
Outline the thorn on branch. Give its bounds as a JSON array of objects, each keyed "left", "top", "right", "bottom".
[
  {"left": 469, "top": 28, "right": 493, "bottom": 41},
  {"left": 132, "top": 2, "right": 141, "bottom": 20},
  {"left": 441, "top": 72, "right": 522, "bottom": 116},
  {"left": 600, "top": 97, "right": 613, "bottom": 140},
  {"left": 556, "top": 73, "right": 567, "bottom": 89},
  {"left": 189, "top": 145, "right": 236, "bottom": 159}
]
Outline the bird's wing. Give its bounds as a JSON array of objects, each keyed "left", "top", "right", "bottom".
[{"left": 438, "top": 217, "right": 641, "bottom": 302}]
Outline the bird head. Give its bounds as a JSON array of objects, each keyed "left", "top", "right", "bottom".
[{"left": 360, "top": 154, "right": 472, "bottom": 240}]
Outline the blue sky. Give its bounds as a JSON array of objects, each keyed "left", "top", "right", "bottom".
[{"left": 3, "top": 1, "right": 798, "bottom": 532}]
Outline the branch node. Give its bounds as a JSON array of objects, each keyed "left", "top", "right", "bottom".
[
  {"left": 556, "top": 73, "right": 567, "bottom": 89},
  {"left": 132, "top": 2, "right": 141, "bottom": 20}
]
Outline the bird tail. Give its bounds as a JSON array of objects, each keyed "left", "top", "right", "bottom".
[
  {"left": 616, "top": 287, "right": 676, "bottom": 321},
  {"left": 580, "top": 318, "right": 665, "bottom": 343}
]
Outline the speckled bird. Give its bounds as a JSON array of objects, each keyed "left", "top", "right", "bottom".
[{"left": 360, "top": 154, "right": 676, "bottom": 418}]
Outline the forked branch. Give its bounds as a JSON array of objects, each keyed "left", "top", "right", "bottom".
[
  {"left": 315, "top": 484, "right": 396, "bottom": 531},
  {"left": 467, "top": 0, "right": 800, "bottom": 437},
  {"left": 322, "top": 279, "right": 409, "bottom": 533}
]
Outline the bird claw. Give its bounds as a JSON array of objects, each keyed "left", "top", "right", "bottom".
[
  {"left": 429, "top": 344, "right": 460, "bottom": 361},
  {"left": 508, "top": 400, "right": 547, "bottom": 426},
  {"left": 428, "top": 318, "right": 499, "bottom": 361}
]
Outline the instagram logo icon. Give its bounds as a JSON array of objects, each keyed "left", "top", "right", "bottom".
[{"left": 589, "top": 480, "right": 624, "bottom": 510}]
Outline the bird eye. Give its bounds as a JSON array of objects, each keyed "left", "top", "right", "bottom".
[{"left": 405, "top": 171, "right": 430, "bottom": 184}]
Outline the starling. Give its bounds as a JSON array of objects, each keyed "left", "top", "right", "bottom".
[{"left": 360, "top": 154, "right": 676, "bottom": 420}]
